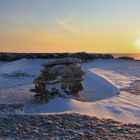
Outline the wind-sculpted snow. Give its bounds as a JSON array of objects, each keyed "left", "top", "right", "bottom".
[
  {"left": 0, "top": 59, "right": 47, "bottom": 88},
  {"left": 81, "top": 66, "right": 119, "bottom": 102},
  {"left": 0, "top": 58, "right": 48, "bottom": 75},
  {"left": 0, "top": 59, "right": 140, "bottom": 123}
]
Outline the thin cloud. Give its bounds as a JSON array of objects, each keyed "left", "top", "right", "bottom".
[{"left": 56, "top": 15, "right": 79, "bottom": 33}]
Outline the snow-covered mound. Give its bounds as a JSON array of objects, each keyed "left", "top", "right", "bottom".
[
  {"left": 81, "top": 64, "right": 119, "bottom": 102},
  {"left": 0, "top": 59, "right": 47, "bottom": 88},
  {"left": 0, "top": 58, "right": 46, "bottom": 75},
  {"left": 0, "top": 59, "right": 140, "bottom": 123},
  {"left": 0, "top": 85, "right": 34, "bottom": 104},
  {"left": 86, "top": 59, "right": 140, "bottom": 94}
]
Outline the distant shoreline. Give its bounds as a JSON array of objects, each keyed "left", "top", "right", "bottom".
[{"left": 0, "top": 52, "right": 140, "bottom": 61}]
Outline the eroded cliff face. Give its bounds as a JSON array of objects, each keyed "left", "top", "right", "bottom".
[{"left": 31, "top": 58, "right": 84, "bottom": 102}]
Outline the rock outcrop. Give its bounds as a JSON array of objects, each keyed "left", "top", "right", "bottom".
[
  {"left": 117, "top": 56, "right": 135, "bottom": 60},
  {"left": 0, "top": 52, "right": 114, "bottom": 62},
  {"left": 31, "top": 58, "right": 84, "bottom": 102}
]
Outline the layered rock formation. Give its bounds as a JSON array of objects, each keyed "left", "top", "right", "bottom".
[{"left": 31, "top": 58, "right": 84, "bottom": 102}]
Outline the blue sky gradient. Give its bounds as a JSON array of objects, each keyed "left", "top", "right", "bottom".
[{"left": 0, "top": 0, "right": 140, "bottom": 52}]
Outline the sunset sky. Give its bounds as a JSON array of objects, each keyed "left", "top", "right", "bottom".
[{"left": 1, "top": 0, "right": 140, "bottom": 53}]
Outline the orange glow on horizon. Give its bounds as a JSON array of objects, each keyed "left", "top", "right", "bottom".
[{"left": 0, "top": 28, "right": 139, "bottom": 53}]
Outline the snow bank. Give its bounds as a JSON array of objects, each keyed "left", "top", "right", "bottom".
[
  {"left": 0, "top": 85, "right": 34, "bottom": 104},
  {"left": 81, "top": 66, "right": 119, "bottom": 102},
  {"left": 0, "top": 59, "right": 140, "bottom": 123},
  {"left": 0, "top": 58, "right": 47, "bottom": 75},
  {"left": 0, "top": 59, "right": 47, "bottom": 88}
]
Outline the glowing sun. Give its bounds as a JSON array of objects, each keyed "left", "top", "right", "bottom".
[{"left": 135, "top": 39, "right": 140, "bottom": 49}]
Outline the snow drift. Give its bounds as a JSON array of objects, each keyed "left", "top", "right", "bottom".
[{"left": 0, "top": 58, "right": 140, "bottom": 123}]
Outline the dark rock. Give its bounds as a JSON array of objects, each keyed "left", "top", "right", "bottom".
[
  {"left": 69, "top": 52, "right": 94, "bottom": 62},
  {"left": 0, "top": 104, "right": 24, "bottom": 114},
  {"left": 31, "top": 58, "right": 84, "bottom": 102},
  {"left": 0, "top": 113, "right": 140, "bottom": 140},
  {"left": 102, "top": 54, "right": 114, "bottom": 59},
  {"left": 117, "top": 56, "right": 135, "bottom": 60},
  {"left": 92, "top": 54, "right": 114, "bottom": 59}
]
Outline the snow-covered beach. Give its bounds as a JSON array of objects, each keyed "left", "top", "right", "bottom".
[
  {"left": 0, "top": 58, "right": 140, "bottom": 124},
  {"left": 0, "top": 58, "right": 140, "bottom": 139}
]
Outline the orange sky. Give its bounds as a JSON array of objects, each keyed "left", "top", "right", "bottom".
[
  {"left": 0, "top": 28, "right": 139, "bottom": 53},
  {"left": 1, "top": 0, "right": 140, "bottom": 53}
]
